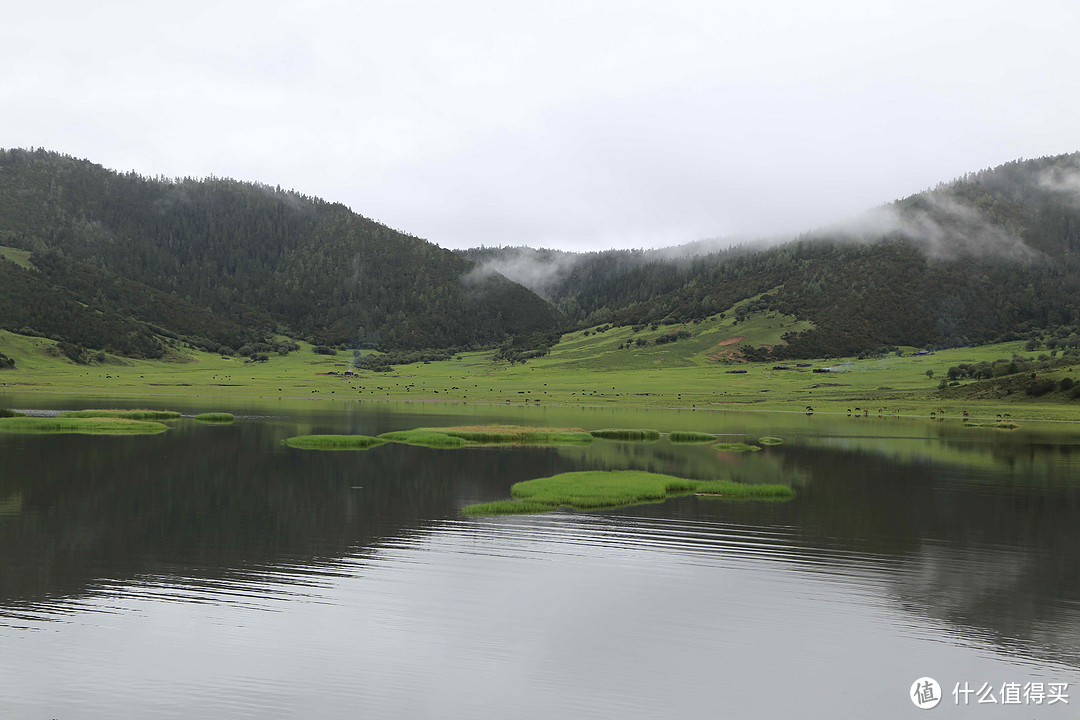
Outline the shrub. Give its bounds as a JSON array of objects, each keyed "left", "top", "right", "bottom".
[{"left": 1026, "top": 379, "right": 1058, "bottom": 397}]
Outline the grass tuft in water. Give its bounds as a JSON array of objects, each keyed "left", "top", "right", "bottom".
[
  {"left": 59, "top": 409, "right": 182, "bottom": 421},
  {"left": 590, "top": 428, "right": 661, "bottom": 441},
  {"left": 758, "top": 436, "right": 784, "bottom": 445},
  {"left": 964, "top": 420, "right": 1020, "bottom": 430},
  {"left": 0, "top": 417, "right": 169, "bottom": 434},
  {"left": 461, "top": 500, "right": 559, "bottom": 516},
  {"left": 713, "top": 442, "right": 762, "bottom": 452},
  {"left": 284, "top": 434, "right": 386, "bottom": 450},
  {"left": 668, "top": 431, "right": 718, "bottom": 443},
  {"left": 463, "top": 470, "right": 793, "bottom": 515},
  {"left": 194, "top": 412, "right": 235, "bottom": 423}
]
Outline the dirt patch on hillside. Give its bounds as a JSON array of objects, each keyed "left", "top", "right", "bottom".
[{"left": 709, "top": 336, "right": 747, "bottom": 362}]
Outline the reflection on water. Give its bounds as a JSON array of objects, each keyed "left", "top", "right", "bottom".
[{"left": 1, "top": 401, "right": 1079, "bottom": 718}]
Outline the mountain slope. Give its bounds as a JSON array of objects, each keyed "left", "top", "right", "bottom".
[
  {"left": 0, "top": 148, "right": 562, "bottom": 354},
  {"left": 464, "top": 153, "right": 1080, "bottom": 357}
]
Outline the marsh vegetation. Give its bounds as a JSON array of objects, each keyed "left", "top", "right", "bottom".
[
  {"left": 462, "top": 470, "right": 794, "bottom": 515},
  {"left": 284, "top": 434, "right": 385, "bottom": 450},
  {"left": 0, "top": 416, "right": 169, "bottom": 434}
]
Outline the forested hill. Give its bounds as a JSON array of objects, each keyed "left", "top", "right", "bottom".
[
  {"left": 0, "top": 148, "right": 562, "bottom": 357},
  {"left": 462, "top": 153, "right": 1080, "bottom": 357}
]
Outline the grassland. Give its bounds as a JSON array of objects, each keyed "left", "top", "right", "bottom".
[
  {"left": 0, "top": 417, "right": 170, "bottom": 434},
  {"left": 3, "top": 306, "right": 1080, "bottom": 423},
  {"left": 462, "top": 470, "right": 794, "bottom": 515}
]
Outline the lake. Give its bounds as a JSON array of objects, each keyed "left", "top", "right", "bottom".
[{"left": 1, "top": 395, "right": 1078, "bottom": 718}]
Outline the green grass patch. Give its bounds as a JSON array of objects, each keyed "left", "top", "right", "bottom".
[
  {"left": 0, "top": 417, "right": 169, "bottom": 434},
  {"left": 58, "top": 409, "right": 182, "bottom": 420},
  {"left": 462, "top": 470, "right": 793, "bottom": 515},
  {"left": 433, "top": 425, "right": 593, "bottom": 445},
  {"left": 589, "top": 428, "right": 661, "bottom": 441},
  {"left": 668, "top": 431, "right": 718, "bottom": 443},
  {"left": 758, "top": 436, "right": 784, "bottom": 445},
  {"left": 378, "top": 430, "right": 468, "bottom": 448},
  {"left": 194, "top": 412, "right": 235, "bottom": 423},
  {"left": 378, "top": 425, "right": 594, "bottom": 448},
  {"left": 461, "top": 499, "right": 560, "bottom": 516},
  {"left": 0, "top": 245, "right": 34, "bottom": 270},
  {"left": 0, "top": 408, "right": 26, "bottom": 418},
  {"left": 714, "top": 442, "right": 762, "bottom": 452},
  {"left": 284, "top": 434, "right": 386, "bottom": 450}
]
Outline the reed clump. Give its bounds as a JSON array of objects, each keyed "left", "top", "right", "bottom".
[
  {"left": 0, "top": 408, "right": 25, "bottom": 418},
  {"left": 194, "top": 412, "right": 235, "bottom": 423},
  {"left": 590, "top": 428, "right": 661, "bottom": 441},
  {"left": 462, "top": 470, "right": 793, "bottom": 515},
  {"left": 284, "top": 434, "right": 386, "bottom": 450},
  {"left": 758, "top": 436, "right": 784, "bottom": 445},
  {"left": 668, "top": 431, "right": 718, "bottom": 443},
  {"left": 59, "top": 409, "right": 182, "bottom": 421},
  {"left": 0, "top": 417, "right": 169, "bottom": 434}
]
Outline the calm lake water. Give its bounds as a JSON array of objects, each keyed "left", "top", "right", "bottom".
[{"left": 2, "top": 395, "right": 1079, "bottom": 718}]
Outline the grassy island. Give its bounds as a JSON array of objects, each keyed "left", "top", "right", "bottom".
[
  {"left": 462, "top": 470, "right": 794, "bottom": 515},
  {"left": 590, "top": 429, "right": 661, "bottom": 441},
  {"left": 194, "top": 412, "right": 235, "bottom": 423},
  {"left": 284, "top": 434, "right": 386, "bottom": 450},
  {"left": 379, "top": 425, "right": 593, "bottom": 448},
  {"left": 0, "top": 417, "right": 170, "bottom": 435},
  {"left": 668, "top": 431, "right": 718, "bottom": 443},
  {"left": 58, "top": 409, "right": 182, "bottom": 421}
]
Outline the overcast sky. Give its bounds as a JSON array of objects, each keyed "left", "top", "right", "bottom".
[{"left": 3, "top": 0, "right": 1078, "bottom": 251}]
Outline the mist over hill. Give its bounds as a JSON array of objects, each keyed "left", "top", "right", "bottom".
[{"left": 461, "top": 153, "right": 1080, "bottom": 357}]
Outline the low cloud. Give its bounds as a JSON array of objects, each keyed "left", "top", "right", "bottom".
[
  {"left": 823, "top": 193, "right": 1038, "bottom": 261},
  {"left": 462, "top": 248, "right": 581, "bottom": 298},
  {"left": 1038, "top": 161, "right": 1080, "bottom": 205}
]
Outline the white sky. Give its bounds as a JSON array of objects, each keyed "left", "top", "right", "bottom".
[{"left": 3, "top": 0, "right": 1077, "bottom": 251}]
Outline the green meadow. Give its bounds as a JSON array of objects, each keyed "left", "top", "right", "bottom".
[
  {"left": 3, "top": 305, "right": 1080, "bottom": 423},
  {"left": 462, "top": 470, "right": 794, "bottom": 515}
]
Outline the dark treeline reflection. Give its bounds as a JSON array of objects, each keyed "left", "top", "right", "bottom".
[
  {"left": 0, "top": 421, "right": 581, "bottom": 607},
  {"left": 1, "top": 417, "right": 1079, "bottom": 668}
]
